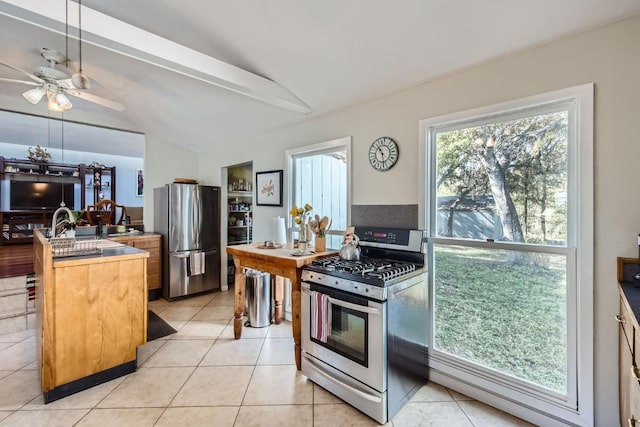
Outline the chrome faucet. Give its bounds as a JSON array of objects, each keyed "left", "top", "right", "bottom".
[{"left": 51, "top": 204, "right": 76, "bottom": 238}]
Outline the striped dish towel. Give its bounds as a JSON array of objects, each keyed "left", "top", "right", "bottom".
[{"left": 310, "top": 291, "right": 332, "bottom": 343}]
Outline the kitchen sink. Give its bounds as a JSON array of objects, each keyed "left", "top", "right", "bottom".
[{"left": 51, "top": 236, "right": 124, "bottom": 258}]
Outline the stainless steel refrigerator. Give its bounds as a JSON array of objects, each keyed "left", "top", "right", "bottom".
[{"left": 154, "top": 183, "right": 220, "bottom": 300}]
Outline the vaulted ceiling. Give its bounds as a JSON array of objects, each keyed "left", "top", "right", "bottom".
[{"left": 1, "top": 0, "right": 639, "bottom": 154}]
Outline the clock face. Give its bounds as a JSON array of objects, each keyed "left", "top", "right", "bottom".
[{"left": 368, "top": 137, "right": 399, "bottom": 171}]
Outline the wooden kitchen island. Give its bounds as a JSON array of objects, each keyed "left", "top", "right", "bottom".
[
  {"left": 33, "top": 229, "right": 149, "bottom": 403},
  {"left": 226, "top": 244, "right": 334, "bottom": 370}
]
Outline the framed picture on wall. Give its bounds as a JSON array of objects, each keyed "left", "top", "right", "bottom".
[
  {"left": 136, "top": 169, "right": 144, "bottom": 196},
  {"left": 256, "top": 170, "right": 283, "bottom": 206}
]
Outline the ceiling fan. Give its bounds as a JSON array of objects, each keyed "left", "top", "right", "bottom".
[{"left": 0, "top": 48, "right": 124, "bottom": 112}]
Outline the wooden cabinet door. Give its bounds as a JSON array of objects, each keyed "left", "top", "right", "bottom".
[
  {"left": 631, "top": 376, "right": 640, "bottom": 427},
  {"left": 621, "top": 323, "right": 633, "bottom": 427},
  {"left": 621, "top": 296, "right": 634, "bottom": 349},
  {"left": 620, "top": 293, "right": 640, "bottom": 427},
  {"left": 109, "top": 235, "right": 162, "bottom": 291},
  {"left": 132, "top": 237, "right": 161, "bottom": 290}
]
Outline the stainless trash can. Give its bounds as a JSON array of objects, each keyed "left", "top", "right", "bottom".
[{"left": 245, "top": 270, "right": 272, "bottom": 327}]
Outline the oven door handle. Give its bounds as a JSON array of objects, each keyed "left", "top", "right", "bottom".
[
  {"left": 327, "top": 297, "right": 381, "bottom": 315},
  {"left": 302, "top": 287, "right": 382, "bottom": 316},
  {"left": 303, "top": 353, "right": 382, "bottom": 403}
]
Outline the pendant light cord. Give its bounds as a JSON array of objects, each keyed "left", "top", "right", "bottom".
[
  {"left": 65, "top": 0, "right": 69, "bottom": 67},
  {"left": 47, "top": 110, "right": 51, "bottom": 159},
  {"left": 78, "top": 0, "right": 82, "bottom": 74},
  {"left": 61, "top": 113, "right": 64, "bottom": 165},
  {"left": 61, "top": 112, "right": 65, "bottom": 205}
]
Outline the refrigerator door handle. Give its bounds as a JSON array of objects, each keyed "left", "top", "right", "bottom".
[{"left": 172, "top": 253, "right": 190, "bottom": 259}]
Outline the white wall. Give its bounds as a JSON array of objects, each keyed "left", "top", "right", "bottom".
[
  {"left": 144, "top": 132, "right": 199, "bottom": 230},
  {"left": 195, "top": 15, "right": 640, "bottom": 425}
]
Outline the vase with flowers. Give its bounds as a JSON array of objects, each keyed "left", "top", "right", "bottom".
[
  {"left": 289, "top": 203, "right": 314, "bottom": 251},
  {"left": 290, "top": 203, "right": 331, "bottom": 253}
]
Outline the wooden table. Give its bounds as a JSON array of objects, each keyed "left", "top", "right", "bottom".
[{"left": 226, "top": 244, "right": 334, "bottom": 370}]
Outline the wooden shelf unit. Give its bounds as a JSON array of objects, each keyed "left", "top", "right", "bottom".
[
  {"left": 83, "top": 165, "right": 116, "bottom": 206},
  {"left": 1, "top": 157, "right": 117, "bottom": 207},
  {"left": 226, "top": 166, "right": 253, "bottom": 284}
]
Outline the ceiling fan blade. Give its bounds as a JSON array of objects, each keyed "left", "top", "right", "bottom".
[
  {"left": 66, "top": 60, "right": 105, "bottom": 88},
  {"left": 65, "top": 89, "right": 124, "bottom": 112},
  {"left": 71, "top": 73, "right": 90, "bottom": 90},
  {"left": 0, "top": 60, "right": 44, "bottom": 83},
  {"left": 56, "top": 78, "right": 76, "bottom": 89},
  {"left": 0, "top": 77, "right": 40, "bottom": 86}
]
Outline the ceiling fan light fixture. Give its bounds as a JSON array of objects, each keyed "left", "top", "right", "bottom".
[
  {"left": 47, "top": 91, "right": 63, "bottom": 112},
  {"left": 47, "top": 98, "right": 63, "bottom": 112},
  {"left": 22, "top": 87, "right": 45, "bottom": 104},
  {"left": 55, "top": 92, "right": 72, "bottom": 110}
]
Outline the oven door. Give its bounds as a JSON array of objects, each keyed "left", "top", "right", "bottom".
[{"left": 301, "top": 281, "right": 386, "bottom": 392}]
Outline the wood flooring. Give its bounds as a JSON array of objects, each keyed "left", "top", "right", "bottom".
[{"left": 0, "top": 243, "right": 34, "bottom": 278}]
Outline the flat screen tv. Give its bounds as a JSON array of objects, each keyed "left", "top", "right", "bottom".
[{"left": 10, "top": 181, "right": 75, "bottom": 211}]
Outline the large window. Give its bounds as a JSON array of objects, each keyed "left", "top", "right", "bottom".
[
  {"left": 286, "top": 137, "right": 351, "bottom": 249},
  {"left": 420, "top": 84, "right": 593, "bottom": 426}
]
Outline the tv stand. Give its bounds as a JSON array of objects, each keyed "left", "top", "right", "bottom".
[{"left": 1, "top": 211, "right": 54, "bottom": 245}]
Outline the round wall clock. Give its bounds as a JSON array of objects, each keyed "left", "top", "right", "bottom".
[{"left": 368, "top": 137, "right": 399, "bottom": 171}]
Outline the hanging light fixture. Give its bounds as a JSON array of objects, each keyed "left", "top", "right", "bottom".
[
  {"left": 46, "top": 88, "right": 72, "bottom": 112},
  {"left": 55, "top": 91, "right": 72, "bottom": 110},
  {"left": 47, "top": 91, "right": 63, "bottom": 112},
  {"left": 44, "top": 1, "right": 72, "bottom": 113},
  {"left": 22, "top": 87, "right": 46, "bottom": 104}
]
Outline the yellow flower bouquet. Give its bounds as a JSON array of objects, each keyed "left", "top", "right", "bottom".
[
  {"left": 289, "top": 204, "right": 330, "bottom": 251},
  {"left": 289, "top": 203, "right": 313, "bottom": 226}
]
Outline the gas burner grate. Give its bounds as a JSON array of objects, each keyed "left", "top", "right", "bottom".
[{"left": 310, "top": 256, "right": 417, "bottom": 282}]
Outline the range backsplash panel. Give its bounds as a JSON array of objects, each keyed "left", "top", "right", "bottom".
[{"left": 351, "top": 204, "right": 418, "bottom": 229}]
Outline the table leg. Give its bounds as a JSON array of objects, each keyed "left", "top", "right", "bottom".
[
  {"left": 233, "top": 258, "right": 244, "bottom": 339},
  {"left": 290, "top": 270, "right": 302, "bottom": 370},
  {"left": 273, "top": 276, "right": 285, "bottom": 324}
]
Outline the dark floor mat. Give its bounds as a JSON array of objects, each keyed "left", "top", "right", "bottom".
[{"left": 147, "top": 310, "right": 177, "bottom": 341}]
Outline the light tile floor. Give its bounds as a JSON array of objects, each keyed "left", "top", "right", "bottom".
[{"left": 0, "top": 290, "right": 535, "bottom": 426}]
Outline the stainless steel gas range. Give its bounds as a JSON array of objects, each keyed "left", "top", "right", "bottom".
[{"left": 301, "top": 227, "right": 428, "bottom": 424}]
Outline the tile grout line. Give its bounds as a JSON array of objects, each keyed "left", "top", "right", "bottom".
[{"left": 151, "top": 303, "right": 218, "bottom": 426}]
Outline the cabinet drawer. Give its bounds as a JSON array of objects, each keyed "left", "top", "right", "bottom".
[
  {"left": 133, "top": 238, "right": 160, "bottom": 250},
  {"left": 620, "top": 296, "right": 634, "bottom": 353},
  {"left": 110, "top": 238, "right": 133, "bottom": 246}
]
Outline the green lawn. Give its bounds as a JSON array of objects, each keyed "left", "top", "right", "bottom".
[{"left": 434, "top": 245, "right": 567, "bottom": 392}]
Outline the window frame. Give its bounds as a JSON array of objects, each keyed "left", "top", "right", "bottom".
[
  {"left": 418, "top": 83, "right": 593, "bottom": 426},
  {"left": 285, "top": 136, "right": 352, "bottom": 240}
]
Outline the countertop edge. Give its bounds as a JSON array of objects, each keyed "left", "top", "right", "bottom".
[
  {"left": 52, "top": 245, "right": 149, "bottom": 267},
  {"left": 619, "top": 282, "right": 640, "bottom": 328}
]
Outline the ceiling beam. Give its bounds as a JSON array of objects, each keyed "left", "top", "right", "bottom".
[{"left": 0, "top": 0, "right": 312, "bottom": 114}]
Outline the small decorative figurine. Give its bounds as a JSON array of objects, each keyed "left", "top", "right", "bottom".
[{"left": 27, "top": 145, "right": 51, "bottom": 162}]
